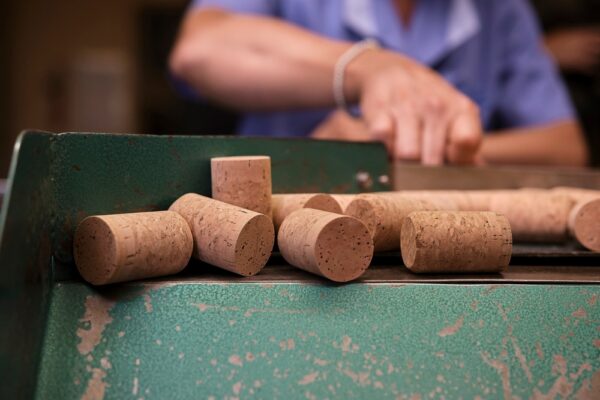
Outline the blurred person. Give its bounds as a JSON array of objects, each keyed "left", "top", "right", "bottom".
[
  {"left": 532, "top": 0, "right": 600, "bottom": 166},
  {"left": 170, "top": 0, "right": 589, "bottom": 166}
]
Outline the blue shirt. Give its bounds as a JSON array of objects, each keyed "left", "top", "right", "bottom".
[{"left": 189, "top": 0, "right": 575, "bottom": 136}]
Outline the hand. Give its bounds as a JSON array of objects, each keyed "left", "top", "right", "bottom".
[
  {"left": 310, "top": 109, "right": 389, "bottom": 145},
  {"left": 346, "top": 51, "right": 483, "bottom": 165},
  {"left": 545, "top": 27, "right": 600, "bottom": 74}
]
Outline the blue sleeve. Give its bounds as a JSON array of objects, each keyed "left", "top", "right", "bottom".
[
  {"left": 494, "top": 0, "right": 575, "bottom": 128},
  {"left": 189, "top": 0, "right": 278, "bottom": 15}
]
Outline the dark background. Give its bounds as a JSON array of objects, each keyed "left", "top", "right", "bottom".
[{"left": 0, "top": 0, "right": 598, "bottom": 178}]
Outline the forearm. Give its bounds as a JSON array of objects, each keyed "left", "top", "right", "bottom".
[
  {"left": 481, "top": 120, "right": 589, "bottom": 167},
  {"left": 170, "top": 9, "right": 359, "bottom": 110}
]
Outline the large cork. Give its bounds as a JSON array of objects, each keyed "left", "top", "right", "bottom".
[
  {"left": 488, "top": 191, "right": 574, "bottom": 242},
  {"left": 401, "top": 211, "right": 512, "bottom": 273},
  {"left": 271, "top": 193, "right": 342, "bottom": 230},
  {"left": 73, "top": 211, "right": 193, "bottom": 285},
  {"left": 330, "top": 194, "right": 356, "bottom": 213},
  {"left": 277, "top": 208, "right": 373, "bottom": 282},
  {"left": 568, "top": 198, "right": 600, "bottom": 252},
  {"left": 211, "top": 156, "right": 272, "bottom": 217},
  {"left": 345, "top": 194, "right": 439, "bottom": 251},
  {"left": 169, "top": 193, "right": 274, "bottom": 276},
  {"left": 380, "top": 190, "right": 492, "bottom": 211}
]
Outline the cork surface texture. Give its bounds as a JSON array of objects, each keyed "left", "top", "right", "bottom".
[
  {"left": 211, "top": 156, "right": 272, "bottom": 217},
  {"left": 345, "top": 194, "right": 439, "bottom": 252},
  {"left": 401, "top": 211, "right": 512, "bottom": 274},
  {"left": 271, "top": 194, "right": 342, "bottom": 230},
  {"left": 73, "top": 212, "right": 193, "bottom": 285},
  {"left": 569, "top": 199, "right": 600, "bottom": 252},
  {"left": 169, "top": 193, "right": 274, "bottom": 276},
  {"left": 278, "top": 209, "right": 373, "bottom": 282}
]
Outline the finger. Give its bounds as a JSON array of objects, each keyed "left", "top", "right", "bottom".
[
  {"left": 421, "top": 101, "right": 449, "bottom": 165},
  {"left": 446, "top": 108, "right": 482, "bottom": 164},
  {"left": 393, "top": 107, "right": 421, "bottom": 161},
  {"left": 367, "top": 112, "right": 394, "bottom": 151}
]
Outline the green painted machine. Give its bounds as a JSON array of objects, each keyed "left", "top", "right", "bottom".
[{"left": 1, "top": 131, "right": 599, "bottom": 399}]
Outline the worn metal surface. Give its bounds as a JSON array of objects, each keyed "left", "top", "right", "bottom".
[
  {"left": 36, "top": 281, "right": 600, "bottom": 399},
  {"left": 393, "top": 163, "right": 600, "bottom": 190},
  {"left": 0, "top": 132, "right": 54, "bottom": 400}
]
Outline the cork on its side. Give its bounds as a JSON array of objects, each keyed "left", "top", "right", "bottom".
[
  {"left": 169, "top": 193, "right": 274, "bottom": 276},
  {"left": 271, "top": 193, "right": 342, "bottom": 230},
  {"left": 277, "top": 208, "right": 373, "bottom": 282},
  {"left": 345, "top": 194, "right": 439, "bottom": 251},
  {"left": 401, "top": 211, "right": 512, "bottom": 274},
  {"left": 568, "top": 198, "right": 600, "bottom": 252},
  {"left": 488, "top": 192, "right": 574, "bottom": 243},
  {"left": 73, "top": 211, "right": 193, "bottom": 285},
  {"left": 211, "top": 155, "right": 272, "bottom": 217},
  {"left": 330, "top": 194, "right": 356, "bottom": 214},
  {"left": 552, "top": 187, "right": 600, "bottom": 204}
]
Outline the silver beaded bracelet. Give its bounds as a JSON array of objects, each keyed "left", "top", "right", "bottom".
[{"left": 333, "top": 38, "right": 380, "bottom": 111}]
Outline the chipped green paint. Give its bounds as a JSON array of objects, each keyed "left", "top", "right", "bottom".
[{"left": 37, "top": 282, "right": 600, "bottom": 399}]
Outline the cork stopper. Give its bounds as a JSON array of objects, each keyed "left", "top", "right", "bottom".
[
  {"left": 271, "top": 193, "right": 342, "bottom": 231},
  {"left": 345, "top": 194, "right": 439, "bottom": 251},
  {"left": 169, "top": 193, "right": 274, "bottom": 276},
  {"left": 211, "top": 156, "right": 272, "bottom": 217},
  {"left": 330, "top": 194, "right": 356, "bottom": 213},
  {"left": 401, "top": 211, "right": 512, "bottom": 274},
  {"left": 568, "top": 198, "right": 600, "bottom": 252},
  {"left": 488, "top": 191, "right": 574, "bottom": 242},
  {"left": 73, "top": 211, "right": 193, "bottom": 285},
  {"left": 277, "top": 208, "right": 373, "bottom": 282}
]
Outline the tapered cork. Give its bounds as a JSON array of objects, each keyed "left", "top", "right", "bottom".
[
  {"left": 568, "top": 198, "right": 600, "bottom": 252},
  {"left": 73, "top": 211, "right": 193, "bottom": 285},
  {"left": 211, "top": 156, "right": 272, "bottom": 217},
  {"left": 401, "top": 211, "right": 512, "bottom": 273},
  {"left": 488, "top": 191, "right": 574, "bottom": 242},
  {"left": 277, "top": 208, "right": 373, "bottom": 282},
  {"left": 330, "top": 194, "right": 356, "bottom": 213},
  {"left": 345, "top": 194, "right": 439, "bottom": 251},
  {"left": 271, "top": 193, "right": 342, "bottom": 230},
  {"left": 169, "top": 193, "right": 274, "bottom": 276}
]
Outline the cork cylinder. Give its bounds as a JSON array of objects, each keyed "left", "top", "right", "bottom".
[
  {"left": 401, "top": 211, "right": 512, "bottom": 273},
  {"left": 271, "top": 193, "right": 342, "bottom": 230},
  {"left": 345, "top": 194, "right": 439, "bottom": 251},
  {"left": 211, "top": 156, "right": 272, "bottom": 217},
  {"left": 169, "top": 193, "right": 274, "bottom": 276},
  {"left": 488, "top": 191, "right": 574, "bottom": 242},
  {"left": 378, "top": 191, "right": 460, "bottom": 212},
  {"left": 568, "top": 198, "right": 600, "bottom": 252},
  {"left": 73, "top": 211, "right": 193, "bottom": 285},
  {"left": 277, "top": 208, "right": 374, "bottom": 282}
]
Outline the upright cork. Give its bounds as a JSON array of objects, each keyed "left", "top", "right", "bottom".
[
  {"left": 401, "top": 211, "right": 512, "bottom": 274},
  {"left": 73, "top": 211, "right": 193, "bottom": 285},
  {"left": 169, "top": 193, "right": 274, "bottom": 276},
  {"left": 277, "top": 208, "right": 373, "bottom": 282},
  {"left": 488, "top": 191, "right": 574, "bottom": 242},
  {"left": 271, "top": 193, "right": 342, "bottom": 230},
  {"left": 568, "top": 198, "right": 600, "bottom": 252},
  {"left": 211, "top": 155, "right": 272, "bottom": 217},
  {"left": 345, "top": 194, "right": 440, "bottom": 251}
]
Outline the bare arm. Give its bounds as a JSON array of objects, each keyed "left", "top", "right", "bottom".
[
  {"left": 169, "top": 8, "right": 482, "bottom": 165},
  {"left": 481, "top": 120, "right": 589, "bottom": 167}
]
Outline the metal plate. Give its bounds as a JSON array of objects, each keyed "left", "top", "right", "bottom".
[{"left": 36, "top": 281, "right": 600, "bottom": 399}]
